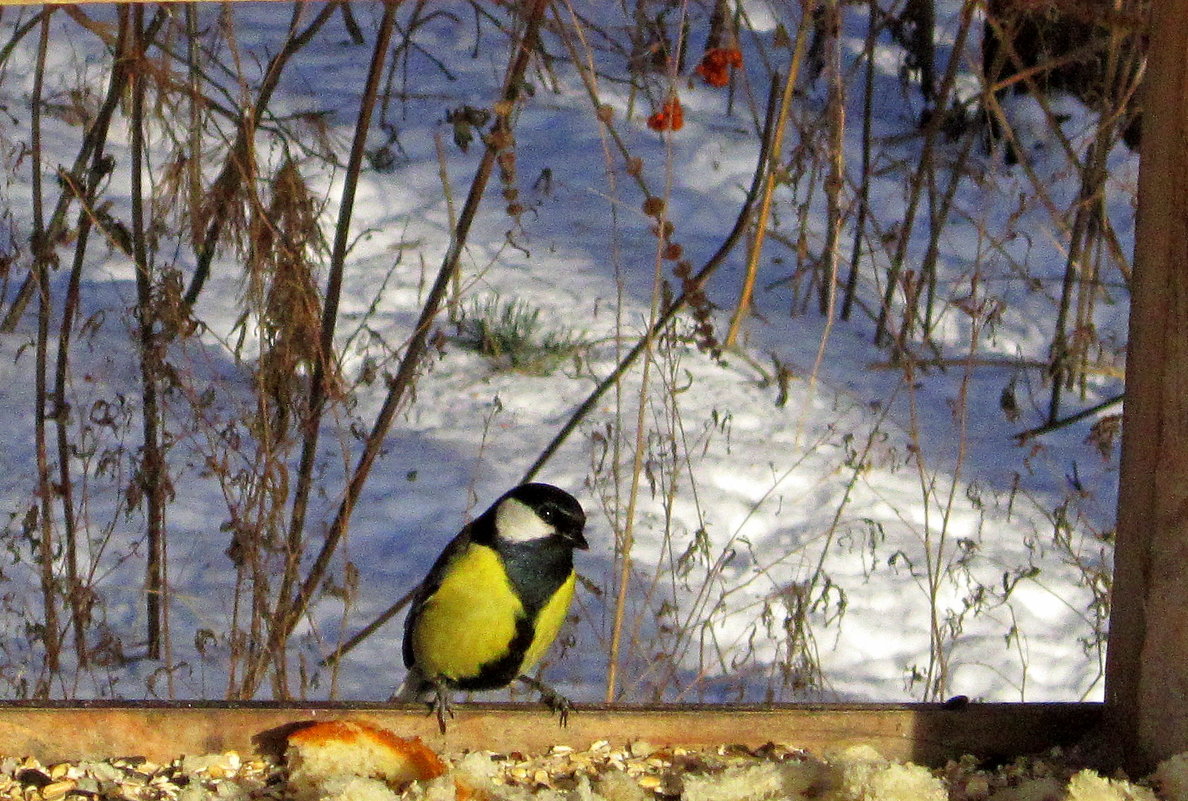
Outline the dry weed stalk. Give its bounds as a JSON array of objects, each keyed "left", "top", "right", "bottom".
[
  {"left": 246, "top": 158, "right": 329, "bottom": 446},
  {"left": 128, "top": 3, "right": 171, "bottom": 672},
  {"left": 237, "top": 0, "right": 403, "bottom": 699},
  {"left": 30, "top": 5, "right": 61, "bottom": 691},
  {"left": 247, "top": 0, "right": 555, "bottom": 698},
  {"left": 722, "top": 0, "right": 813, "bottom": 350},
  {"left": 182, "top": 2, "right": 338, "bottom": 307}
]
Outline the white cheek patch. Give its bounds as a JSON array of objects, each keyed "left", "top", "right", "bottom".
[{"left": 495, "top": 497, "right": 555, "bottom": 543}]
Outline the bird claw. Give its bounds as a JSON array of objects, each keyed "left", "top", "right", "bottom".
[
  {"left": 518, "top": 675, "right": 574, "bottom": 727},
  {"left": 428, "top": 683, "right": 455, "bottom": 734},
  {"left": 543, "top": 690, "right": 573, "bottom": 728}
]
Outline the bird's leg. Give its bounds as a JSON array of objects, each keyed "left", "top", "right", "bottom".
[
  {"left": 429, "top": 681, "right": 455, "bottom": 734},
  {"left": 517, "top": 674, "right": 574, "bottom": 726}
]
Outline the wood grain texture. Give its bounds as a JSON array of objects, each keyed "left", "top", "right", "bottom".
[
  {"left": 0, "top": 701, "right": 1100, "bottom": 765},
  {"left": 1105, "top": 0, "right": 1188, "bottom": 774}
]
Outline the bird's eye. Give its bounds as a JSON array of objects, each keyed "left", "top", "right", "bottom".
[{"left": 538, "top": 507, "right": 555, "bottom": 524}]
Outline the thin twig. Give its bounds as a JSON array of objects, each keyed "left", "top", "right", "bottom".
[
  {"left": 31, "top": 4, "right": 61, "bottom": 690},
  {"left": 1015, "top": 392, "right": 1124, "bottom": 442},
  {"left": 799, "top": 0, "right": 845, "bottom": 444},
  {"left": 842, "top": 0, "right": 879, "bottom": 321},
  {"left": 817, "top": 0, "right": 844, "bottom": 318},
  {"left": 181, "top": 2, "right": 338, "bottom": 306},
  {"left": 274, "top": 0, "right": 552, "bottom": 657},
  {"left": 434, "top": 130, "right": 462, "bottom": 322},
  {"left": 522, "top": 78, "right": 781, "bottom": 483},
  {"left": 245, "top": 0, "right": 403, "bottom": 698},
  {"left": 919, "top": 120, "right": 978, "bottom": 339},
  {"left": 603, "top": 5, "right": 698, "bottom": 697},
  {"left": 318, "top": 586, "right": 418, "bottom": 668},
  {"left": 722, "top": 5, "right": 811, "bottom": 349},
  {"left": 128, "top": 4, "right": 169, "bottom": 673},
  {"left": 54, "top": 4, "right": 133, "bottom": 677}
]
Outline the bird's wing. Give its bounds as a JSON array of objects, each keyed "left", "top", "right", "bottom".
[{"left": 402, "top": 524, "right": 473, "bottom": 668}]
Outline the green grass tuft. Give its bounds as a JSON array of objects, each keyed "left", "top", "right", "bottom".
[{"left": 456, "top": 295, "right": 586, "bottom": 375}]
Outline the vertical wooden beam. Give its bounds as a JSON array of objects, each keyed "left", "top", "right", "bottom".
[{"left": 1105, "top": 0, "right": 1188, "bottom": 772}]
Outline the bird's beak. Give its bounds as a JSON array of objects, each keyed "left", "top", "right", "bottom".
[{"left": 566, "top": 527, "right": 589, "bottom": 550}]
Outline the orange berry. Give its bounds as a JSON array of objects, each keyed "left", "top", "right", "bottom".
[
  {"left": 695, "top": 47, "right": 743, "bottom": 87},
  {"left": 647, "top": 96, "right": 683, "bottom": 131}
]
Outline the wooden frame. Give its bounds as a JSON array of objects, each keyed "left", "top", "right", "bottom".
[
  {"left": 1103, "top": 0, "right": 1188, "bottom": 774},
  {"left": 0, "top": 701, "right": 1101, "bottom": 765}
]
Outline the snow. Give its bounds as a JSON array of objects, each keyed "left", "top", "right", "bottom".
[{"left": 0, "top": 1, "right": 1132, "bottom": 704}]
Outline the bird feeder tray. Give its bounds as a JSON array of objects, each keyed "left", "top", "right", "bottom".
[{"left": 0, "top": 700, "right": 1100, "bottom": 766}]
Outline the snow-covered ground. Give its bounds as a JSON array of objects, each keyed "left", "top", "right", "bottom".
[{"left": 0, "top": 1, "right": 1133, "bottom": 704}]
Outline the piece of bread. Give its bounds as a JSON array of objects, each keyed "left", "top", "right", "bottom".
[{"left": 286, "top": 720, "right": 446, "bottom": 801}]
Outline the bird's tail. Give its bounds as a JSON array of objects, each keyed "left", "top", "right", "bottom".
[{"left": 391, "top": 666, "right": 431, "bottom": 702}]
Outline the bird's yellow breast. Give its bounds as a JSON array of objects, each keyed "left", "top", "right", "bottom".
[
  {"left": 522, "top": 568, "right": 576, "bottom": 673},
  {"left": 410, "top": 543, "right": 576, "bottom": 684},
  {"left": 411, "top": 545, "right": 521, "bottom": 681}
]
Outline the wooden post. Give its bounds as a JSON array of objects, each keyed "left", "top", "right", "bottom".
[{"left": 1104, "top": 0, "right": 1188, "bottom": 772}]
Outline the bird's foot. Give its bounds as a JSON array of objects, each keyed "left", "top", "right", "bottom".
[
  {"left": 517, "top": 675, "right": 574, "bottom": 727},
  {"left": 429, "top": 683, "right": 455, "bottom": 734}
]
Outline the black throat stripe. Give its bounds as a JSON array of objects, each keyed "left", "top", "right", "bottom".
[{"left": 497, "top": 537, "right": 574, "bottom": 616}]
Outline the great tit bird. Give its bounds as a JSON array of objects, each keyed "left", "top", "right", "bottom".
[{"left": 396, "top": 482, "right": 588, "bottom": 730}]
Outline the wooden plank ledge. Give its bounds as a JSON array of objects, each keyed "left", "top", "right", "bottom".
[{"left": 0, "top": 701, "right": 1102, "bottom": 766}]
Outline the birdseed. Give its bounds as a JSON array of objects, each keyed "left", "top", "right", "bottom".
[{"left": 0, "top": 740, "right": 1168, "bottom": 801}]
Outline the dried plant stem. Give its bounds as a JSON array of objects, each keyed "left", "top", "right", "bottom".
[
  {"left": 605, "top": 123, "right": 680, "bottom": 702},
  {"left": 185, "top": 4, "right": 204, "bottom": 249},
  {"left": 817, "top": 0, "right": 845, "bottom": 321},
  {"left": 128, "top": 5, "right": 168, "bottom": 675},
  {"left": 522, "top": 80, "right": 780, "bottom": 483},
  {"left": 1058, "top": 184, "right": 1108, "bottom": 401},
  {"left": 603, "top": 0, "right": 703, "bottom": 700},
  {"left": 245, "top": 0, "right": 403, "bottom": 699},
  {"left": 874, "top": 0, "right": 977, "bottom": 348},
  {"left": 319, "top": 586, "right": 418, "bottom": 668},
  {"left": 182, "top": 2, "right": 338, "bottom": 307},
  {"left": 55, "top": 236, "right": 85, "bottom": 674},
  {"left": 1015, "top": 391, "right": 1124, "bottom": 442},
  {"left": 54, "top": 10, "right": 135, "bottom": 675},
  {"left": 919, "top": 129, "right": 977, "bottom": 338},
  {"left": 31, "top": 5, "right": 61, "bottom": 690},
  {"left": 913, "top": 300, "right": 981, "bottom": 700},
  {"left": 2, "top": 9, "right": 168, "bottom": 333},
  {"left": 604, "top": 345, "right": 655, "bottom": 703},
  {"left": 722, "top": 7, "right": 812, "bottom": 349},
  {"left": 842, "top": 0, "right": 879, "bottom": 321},
  {"left": 265, "top": 0, "right": 551, "bottom": 678},
  {"left": 800, "top": 0, "right": 845, "bottom": 439},
  {"left": 434, "top": 130, "right": 462, "bottom": 322}
]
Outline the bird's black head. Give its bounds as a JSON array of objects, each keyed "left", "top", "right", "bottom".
[{"left": 492, "top": 482, "right": 588, "bottom": 550}]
